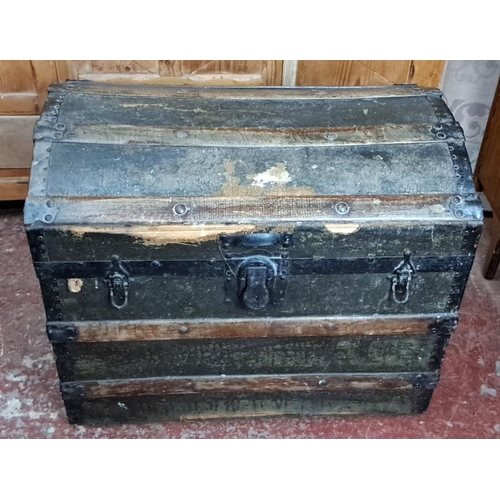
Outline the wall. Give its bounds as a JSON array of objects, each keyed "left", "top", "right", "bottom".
[{"left": 441, "top": 61, "right": 500, "bottom": 170}]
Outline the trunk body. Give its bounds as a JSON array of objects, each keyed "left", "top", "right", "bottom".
[{"left": 25, "top": 82, "right": 482, "bottom": 424}]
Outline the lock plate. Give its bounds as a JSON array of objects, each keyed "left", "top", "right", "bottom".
[{"left": 224, "top": 255, "right": 288, "bottom": 310}]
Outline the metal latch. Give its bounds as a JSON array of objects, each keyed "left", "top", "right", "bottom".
[
  {"left": 104, "top": 256, "right": 133, "bottom": 310},
  {"left": 237, "top": 256, "right": 280, "bottom": 310},
  {"left": 391, "top": 250, "right": 415, "bottom": 304}
]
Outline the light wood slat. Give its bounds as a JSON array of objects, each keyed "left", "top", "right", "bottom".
[
  {"left": 55, "top": 123, "right": 456, "bottom": 148},
  {"left": 48, "top": 314, "right": 453, "bottom": 343},
  {"left": 24, "top": 195, "right": 480, "bottom": 225},
  {"left": 60, "top": 372, "right": 437, "bottom": 400}
]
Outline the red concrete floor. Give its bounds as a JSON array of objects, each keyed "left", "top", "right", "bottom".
[{"left": 1, "top": 205, "right": 499, "bottom": 438}]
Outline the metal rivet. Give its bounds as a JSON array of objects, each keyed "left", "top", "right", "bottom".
[
  {"left": 174, "top": 130, "right": 187, "bottom": 139},
  {"left": 451, "top": 154, "right": 457, "bottom": 160},
  {"left": 455, "top": 210, "right": 464, "bottom": 218},
  {"left": 452, "top": 196, "right": 462, "bottom": 204},
  {"left": 224, "top": 298, "right": 232, "bottom": 304},
  {"left": 324, "top": 133, "right": 337, "bottom": 141},
  {"left": 54, "top": 132, "right": 62, "bottom": 139},
  {"left": 449, "top": 146, "right": 454, "bottom": 151},
  {"left": 37, "top": 235, "right": 44, "bottom": 241},
  {"left": 317, "top": 379, "right": 328, "bottom": 387},
  {"left": 436, "top": 132, "right": 446, "bottom": 139},
  {"left": 208, "top": 258, "right": 216, "bottom": 265},
  {"left": 173, "top": 203, "right": 188, "bottom": 216},
  {"left": 334, "top": 202, "right": 350, "bottom": 215},
  {"left": 222, "top": 242, "right": 230, "bottom": 250},
  {"left": 46, "top": 200, "right": 55, "bottom": 208},
  {"left": 44, "top": 214, "right": 53, "bottom": 222},
  {"left": 434, "top": 124, "right": 443, "bottom": 130},
  {"left": 179, "top": 325, "right": 189, "bottom": 334},
  {"left": 56, "top": 123, "right": 65, "bottom": 129},
  {"left": 151, "top": 261, "right": 160, "bottom": 268}
]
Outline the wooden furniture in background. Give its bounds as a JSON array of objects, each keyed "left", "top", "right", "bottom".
[
  {"left": 0, "top": 60, "right": 446, "bottom": 201},
  {"left": 0, "top": 116, "right": 38, "bottom": 200},
  {"left": 474, "top": 77, "right": 500, "bottom": 279},
  {"left": 295, "top": 60, "right": 445, "bottom": 87}
]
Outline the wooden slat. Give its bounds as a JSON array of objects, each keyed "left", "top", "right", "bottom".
[
  {"left": 48, "top": 314, "right": 453, "bottom": 343},
  {"left": 56, "top": 123, "right": 458, "bottom": 148},
  {"left": 49, "top": 81, "right": 434, "bottom": 99},
  {"left": 24, "top": 195, "right": 479, "bottom": 226},
  {"left": 61, "top": 372, "right": 437, "bottom": 400},
  {"left": 296, "top": 60, "right": 445, "bottom": 87}
]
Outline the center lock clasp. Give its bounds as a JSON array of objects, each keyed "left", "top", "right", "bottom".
[{"left": 237, "top": 256, "right": 278, "bottom": 310}]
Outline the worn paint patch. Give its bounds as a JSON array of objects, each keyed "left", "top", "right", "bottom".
[
  {"left": 65, "top": 224, "right": 257, "bottom": 245},
  {"left": 68, "top": 278, "right": 83, "bottom": 293},
  {"left": 218, "top": 160, "right": 315, "bottom": 197},
  {"left": 325, "top": 224, "right": 361, "bottom": 234},
  {"left": 251, "top": 163, "right": 291, "bottom": 187}
]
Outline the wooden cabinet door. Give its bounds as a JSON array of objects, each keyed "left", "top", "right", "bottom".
[
  {"left": 296, "top": 60, "right": 444, "bottom": 87},
  {"left": 56, "top": 60, "right": 283, "bottom": 86}
]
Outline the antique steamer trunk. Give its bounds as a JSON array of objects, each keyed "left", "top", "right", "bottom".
[{"left": 25, "top": 81, "right": 483, "bottom": 424}]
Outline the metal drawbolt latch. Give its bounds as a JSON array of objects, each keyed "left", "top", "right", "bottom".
[
  {"left": 237, "top": 256, "right": 278, "bottom": 310},
  {"left": 104, "top": 256, "right": 133, "bottom": 310},
  {"left": 391, "top": 250, "right": 416, "bottom": 304}
]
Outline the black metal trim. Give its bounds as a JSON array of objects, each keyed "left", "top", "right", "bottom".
[
  {"left": 47, "top": 324, "right": 79, "bottom": 343},
  {"left": 52, "top": 344, "right": 76, "bottom": 382},
  {"left": 447, "top": 141, "right": 477, "bottom": 195},
  {"left": 63, "top": 401, "right": 83, "bottom": 425},
  {"left": 39, "top": 278, "right": 63, "bottom": 321},
  {"left": 60, "top": 382, "right": 91, "bottom": 400},
  {"left": 428, "top": 316, "right": 458, "bottom": 370},
  {"left": 425, "top": 94, "right": 456, "bottom": 123},
  {"left": 411, "top": 388, "right": 435, "bottom": 413},
  {"left": 33, "top": 255, "right": 474, "bottom": 280},
  {"left": 447, "top": 269, "right": 472, "bottom": 313},
  {"left": 462, "top": 223, "right": 483, "bottom": 255},
  {"left": 25, "top": 226, "right": 49, "bottom": 263}
]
